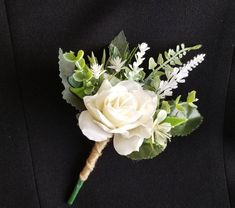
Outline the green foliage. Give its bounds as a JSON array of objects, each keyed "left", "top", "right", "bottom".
[
  {"left": 144, "top": 70, "right": 165, "bottom": 91},
  {"left": 73, "top": 68, "right": 93, "bottom": 82},
  {"left": 68, "top": 76, "right": 82, "bottom": 88},
  {"left": 187, "top": 90, "right": 198, "bottom": 108},
  {"left": 161, "top": 101, "right": 171, "bottom": 113},
  {"left": 148, "top": 57, "right": 157, "bottom": 70},
  {"left": 124, "top": 68, "right": 146, "bottom": 81},
  {"left": 59, "top": 49, "right": 85, "bottom": 110},
  {"left": 127, "top": 139, "right": 165, "bottom": 160},
  {"left": 163, "top": 116, "right": 187, "bottom": 127},
  {"left": 169, "top": 103, "right": 203, "bottom": 136},
  {"left": 109, "top": 31, "right": 129, "bottom": 59},
  {"left": 101, "top": 49, "right": 106, "bottom": 66},
  {"left": 145, "top": 43, "right": 202, "bottom": 83},
  {"left": 63, "top": 50, "right": 84, "bottom": 63},
  {"left": 126, "top": 47, "right": 138, "bottom": 65},
  {"left": 87, "top": 52, "right": 98, "bottom": 65},
  {"left": 174, "top": 95, "right": 186, "bottom": 112},
  {"left": 69, "top": 87, "right": 86, "bottom": 99},
  {"left": 63, "top": 49, "right": 100, "bottom": 98}
]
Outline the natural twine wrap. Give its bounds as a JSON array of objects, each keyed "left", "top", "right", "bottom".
[
  {"left": 80, "top": 139, "right": 110, "bottom": 181},
  {"left": 67, "top": 139, "right": 110, "bottom": 206}
]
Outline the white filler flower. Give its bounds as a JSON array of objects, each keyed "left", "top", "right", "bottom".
[
  {"left": 108, "top": 56, "right": 126, "bottom": 72},
  {"left": 79, "top": 79, "right": 157, "bottom": 155},
  {"left": 153, "top": 110, "right": 171, "bottom": 149},
  {"left": 91, "top": 63, "right": 104, "bottom": 79}
]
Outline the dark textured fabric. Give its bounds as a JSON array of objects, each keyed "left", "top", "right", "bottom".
[{"left": 0, "top": 0, "right": 234, "bottom": 207}]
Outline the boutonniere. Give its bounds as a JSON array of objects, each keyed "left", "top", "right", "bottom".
[{"left": 58, "top": 31, "right": 205, "bottom": 206}]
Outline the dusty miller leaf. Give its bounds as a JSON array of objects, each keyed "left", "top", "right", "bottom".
[
  {"left": 157, "top": 53, "right": 164, "bottom": 65},
  {"left": 148, "top": 57, "right": 157, "bottom": 70}
]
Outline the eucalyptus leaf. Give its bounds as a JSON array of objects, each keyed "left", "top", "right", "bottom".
[
  {"left": 75, "top": 58, "right": 86, "bottom": 69},
  {"left": 58, "top": 49, "right": 84, "bottom": 110},
  {"left": 63, "top": 51, "right": 76, "bottom": 62},
  {"left": 70, "top": 87, "right": 86, "bottom": 99},
  {"left": 68, "top": 76, "right": 82, "bottom": 88},
  {"left": 76, "top": 50, "right": 84, "bottom": 61}
]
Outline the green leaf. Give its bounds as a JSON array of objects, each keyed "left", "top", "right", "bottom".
[
  {"left": 157, "top": 53, "right": 164, "bottom": 65},
  {"left": 175, "top": 95, "right": 181, "bottom": 104},
  {"left": 150, "top": 76, "right": 161, "bottom": 89},
  {"left": 109, "top": 46, "right": 121, "bottom": 58},
  {"left": 127, "top": 141, "right": 165, "bottom": 160},
  {"left": 75, "top": 58, "right": 86, "bottom": 69},
  {"left": 176, "top": 103, "right": 185, "bottom": 112},
  {"left": 87, "top": 52, "right": 97, "bottom": 65},
  {"left": 164, "top": 51, "right": 170, "bottom": 59},
  {"left": 161, "top": 101, "right": 171, "bottom": 114},
  {"left": 174, "top": 57, "right": 182, "bottom": 65},
  {"left": 191, "top": 44, "right": 202, "bottom": 50},
  {"left": 163, "top": 116, "right": 187, "bottom": 127},
  {"left": 163, "top": 64, "right": 173, "bottom": 79},
  {"left": 126, "top": 47, "right": 138, "bottom": 65},
  {"left": 69, "top": 87, "right": 86, "bottom": 99},
  {"left": 73, "top": 71, "right": 84, "bottom": 82},
  {"left": 148, "top": 57, "right": 157, "bottom": 70},
  {"left": 101, "top": 49, "right": 106, "bottom": 66},
  {"left": 76, "top": 50, "right": 84, "bottom": 61},
  {"left": 63, "top": 51, "right": 76, "bottom": 62},
  {"left": 59, "top": 49, "right": 84, "bottom": 110},
  {"left": 187, "top": 91, "right": 196, "bottom": 103},
  {"left": 68, "top": 76, "right": 82, "bottom": 88},
  {"left": 109, "top": 31, "right": 129, "bottom": 58},
  {"left": 170, "top": 104, "right": 203, "bottom": 136},
  {"left": 84, "top": 86, "right": 95, "bottom": 95}
]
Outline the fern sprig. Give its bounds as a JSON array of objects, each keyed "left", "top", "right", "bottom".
[{"left": 154, "top": 44, "right": 202, "bottom": 72}]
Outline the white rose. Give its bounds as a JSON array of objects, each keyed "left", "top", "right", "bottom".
[{"left": 78, "top": 79, "right": 157, "bottom": 155}]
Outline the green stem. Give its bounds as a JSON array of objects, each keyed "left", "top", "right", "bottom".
[{"left": 67, "top": 178, "right": 84, "bottom": 206}]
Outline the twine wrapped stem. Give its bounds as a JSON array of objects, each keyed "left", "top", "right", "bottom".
[{"left": 67, "top": 139, "right": 109, "bottom": 206}]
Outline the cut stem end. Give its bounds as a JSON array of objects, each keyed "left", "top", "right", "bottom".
[{"left": 67, "top": 178, "right": 84, "bottom": 206}]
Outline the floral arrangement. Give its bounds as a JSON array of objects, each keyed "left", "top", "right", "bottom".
[{"left": 58, "top": 31, "right": 205, "bottom": 206}]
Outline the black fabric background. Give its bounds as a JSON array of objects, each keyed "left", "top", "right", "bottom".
[{"left": 0, "top": 0, "right": 235, "bottom": 207}]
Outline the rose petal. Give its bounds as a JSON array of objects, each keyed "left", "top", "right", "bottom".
[
  {"left": 128, "top": 120, "right": 153, "bottom": 139},
  {"left": 97, "top": 79, "right": 112, "bottom": 93},
  {"left": 116, "top": 80, "right": 142, "bottom": 91},
  {"left": 78, "top": 111, "right": 112, "bottom": 141},
  {"left": 113, "top": 134, "right": 144, "bottom": 155}
]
